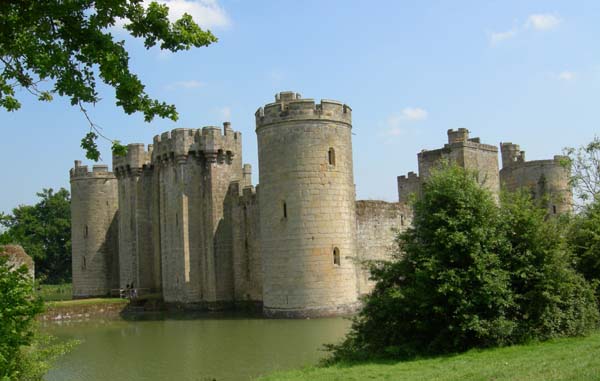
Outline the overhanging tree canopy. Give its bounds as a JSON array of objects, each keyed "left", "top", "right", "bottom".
[{"left": 0, "top": 0, "right": 217, "bottom": 160}]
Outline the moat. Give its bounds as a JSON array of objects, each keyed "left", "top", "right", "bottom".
[{"left": 43, "top": 316, "right": 351, "bottom": 381}]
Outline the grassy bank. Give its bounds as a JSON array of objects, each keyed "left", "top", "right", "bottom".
[
  {"left": 45, "top": 298, "right": 127, "bottom": 308},
  {"left": 36, "top": 283, "right": 72, "bottom": 301},
  {"left": 258, "top": 332, "right": 600, "bottom": 381}
]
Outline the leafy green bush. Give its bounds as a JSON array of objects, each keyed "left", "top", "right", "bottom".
[
  {"left": 327, "top": 165, "right": 599, "bottom": 362},
  {"left": 0, "top": 254, "right": 43, "bottom": 379},
  {"left": 500, "top": 191, "right": 598, "bottom": 340},
  {"left": 0, "top": 254, "right": 76, "bottom": 380},
  {"left": 569, "top": 198, "right": 600, "bottom": 300}
]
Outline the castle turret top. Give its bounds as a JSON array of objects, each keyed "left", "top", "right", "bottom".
[
  {"left": 255, "top": 91, "right": 352, "bottom": 129},
  {"left": 447, "top": 128, "right": 469, "bottom": 144},
  {"left": 151, "top": 124, "right": 241, "bottom": 164},
  {"left": 70, "top": 160, "right": 115, "bottom": 180}
]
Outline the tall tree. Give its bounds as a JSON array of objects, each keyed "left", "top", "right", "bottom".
[
  {"left": 500, "top": 190, "right": 598, "bottom": 340},
  {"left": 0, "top": 1, "right": 218, "bottom": 160},
  {"left": 563, "top": 136, "right": 600, "bottom": 206},
  {"left": 0, "top": 188, "right": 71, "bottom": 283}
]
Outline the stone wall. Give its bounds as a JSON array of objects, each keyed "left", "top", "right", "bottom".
[
  {"left": 231, "top": 184, "right": 263, "bottom": 302},
  {"left": 151, "top": 125, "right": 243, "bottom": 304},
  {"left": 256, "top": 92, "right": 359, "bottom": 317},
  {"left": 397, "top": 171, "right": 420, "bottom": 203},
  {"left": 417, "top": 129, "right": 500, "bottom": 197},
  {"left": 113, "top": 144, "right": 160, "bottom": 292},
  {"left": 70, "top": 162, "right": 119, "bottom": 298},
  {"left": 355, "top": 201, "right": 411, "bottom": 295}
]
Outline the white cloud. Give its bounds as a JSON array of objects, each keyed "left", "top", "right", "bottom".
[
  {"left": 115, "top": 0, "right": 230, "bottom": 30},
  {"left": 557, "top": 71, "right": 576, "bottom": 81},
  {"left": 218, "top": 106, "right": 231, "bottom": 121},
  {"left": 166, "top": 80, "right": 204, "bottom": 90},
  {"left": 526, "top": 13, "right": 561, "bottom": 31},
  {"left": 401, "top": 107, "right": 428, "bottom": 121},
  {"left": 490, "top": 28, "right": 518, "bottom": 44},
  {"left": 489, "top": 13, "right": 562, "bottom": 45},
  {"left": 384, "top": 107, "right": 428, "bottom": 136}
]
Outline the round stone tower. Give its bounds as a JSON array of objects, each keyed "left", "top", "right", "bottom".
[
  {"left": 70, "top": 161, "right": 119, "bottom": 298},
  {"left": 255, "top": 91, "right": 359, "bottom": 317}
]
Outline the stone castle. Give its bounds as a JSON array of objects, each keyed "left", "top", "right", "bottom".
[{"left": 70, "top": 91, "right": 572, "bottom": 317}]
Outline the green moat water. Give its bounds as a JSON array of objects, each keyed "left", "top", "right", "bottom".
[{"left": 43, "top": 316, "right": 351, "bottom": 381}]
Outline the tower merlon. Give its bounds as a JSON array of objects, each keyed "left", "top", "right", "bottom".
[
  {"left": 500, "top": 142, "right": 525, "bottom": 168},
  {"left": 113, "top": 143, "right": 152, "bottom": 175},
  {"left": 151, "top": 125, "right": 242, "bottom": 164},
  {"left": 70, "top": 160, "right": 116, "bottom": 180},
  {"left": 255, "top": 91, "right": 352, "bottom": 129},
  {"left": 447, "top": 128, "right": 470, "bottom": 144}
]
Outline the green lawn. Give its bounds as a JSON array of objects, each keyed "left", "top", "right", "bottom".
[
  {"left": 258, "top": 332, "right": 600, "bottom": 381},
  {"left": 36, "top": 283, "right": 72, "bottom": 301}
]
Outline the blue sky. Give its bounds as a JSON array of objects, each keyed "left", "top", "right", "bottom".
[{"left": 1, "top": 0, "right": 599, "bottom": 214}]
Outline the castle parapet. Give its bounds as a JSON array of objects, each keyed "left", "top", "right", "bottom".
[
  {"left": 447, "top": 128, "right": 469, "bottom": 144},
  {"left": 70, "top": 161, "right": 116, "bottom": 180},
  {"left": 113, "top": 144, "right": 152, "bottom": 177},
  {"left": 255, "top": 92, "right": 352, "bottom": 129},
  {"left": 500, "top": 142, "right": 526, "bottom": 168},
  {"left": 397, "top": 171, "right": 421, "bottom": 203},
  {"left": 152, "top": 123, "right": 241, "bottom": 164}
]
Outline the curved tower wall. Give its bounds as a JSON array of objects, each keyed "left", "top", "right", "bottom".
[
  {"left": 70, "top": 162, "right": 119, "bottom": 297},
  {"left": 500, "top": 143, "right": 572, "bottom": 214},
  {"left": 256, "top": 92, "right": 359, "bottom": 317}
]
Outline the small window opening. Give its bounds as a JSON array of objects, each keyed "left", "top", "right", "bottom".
[
  {"left": 552, "top": 205, "right": 557, "bottom": 214},
  {"left": 328, "top": 147, "right": 336, "bottom": 166},
  {"left": 333, "top": 247, "right": 341, "bottom": 266},
  {"left": 82, "top": 256, "right": 87, "bottom": 270},
  {"left": 176, "top": 213, "right": 178, "bottom": 227},
  {"left": 400, "top": 215, "right": 405, "bottom": 226},
  {"left": 84, "top": 225, "right": 88, "bottom": 238},
  {"left": 283, "top": 202, "right": 287, "bottom": 219}
]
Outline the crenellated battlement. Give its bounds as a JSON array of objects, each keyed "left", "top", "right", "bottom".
[
  {"left": 447, "top": 128, "right": 469, "bottom": 144},
  {"left": 151, "top": 123, "right": 242, "bottom": 164},
  {"left": 397, "top": 171, "right": 419, "bottom": 181},
  {"left": 255, "top": 91, "right": 352, "bottom": 129},
  {"left": 500, "top": 142, "right": 526, "bottom": 168},
  {"left": 70, "top": 160, "right": 116, "bottom": 180},
  {"left": 113, "top": 144, "right": 152, "bottom": 177},
  {"left": 397, "top": 171, "right": 421, "bottom": 203}
]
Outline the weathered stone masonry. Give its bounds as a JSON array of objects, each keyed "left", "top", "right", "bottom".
[{"left": 71, "top": 92, "right": 571, "bottom": 316}]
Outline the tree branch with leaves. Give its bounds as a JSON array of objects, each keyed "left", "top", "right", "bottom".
[
  {"left": 0, "top": 0, "right": 217, "bottom": 160},
  {"left": 563, "top": 136, "right": 600, "bottom": 206}
]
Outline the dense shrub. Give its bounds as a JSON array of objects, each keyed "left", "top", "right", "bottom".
[
  {"left": 0, "top": 254, "right": 43, "bottom": 379},
  {"left": 328, "top": 165, "right": 599, "bottom": 362},
  {"left": 569, "top": 198, "right": 600, "bottom": 300},
  {"left": 500, "top": 191, "right": 598, "bottom": 340}
]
